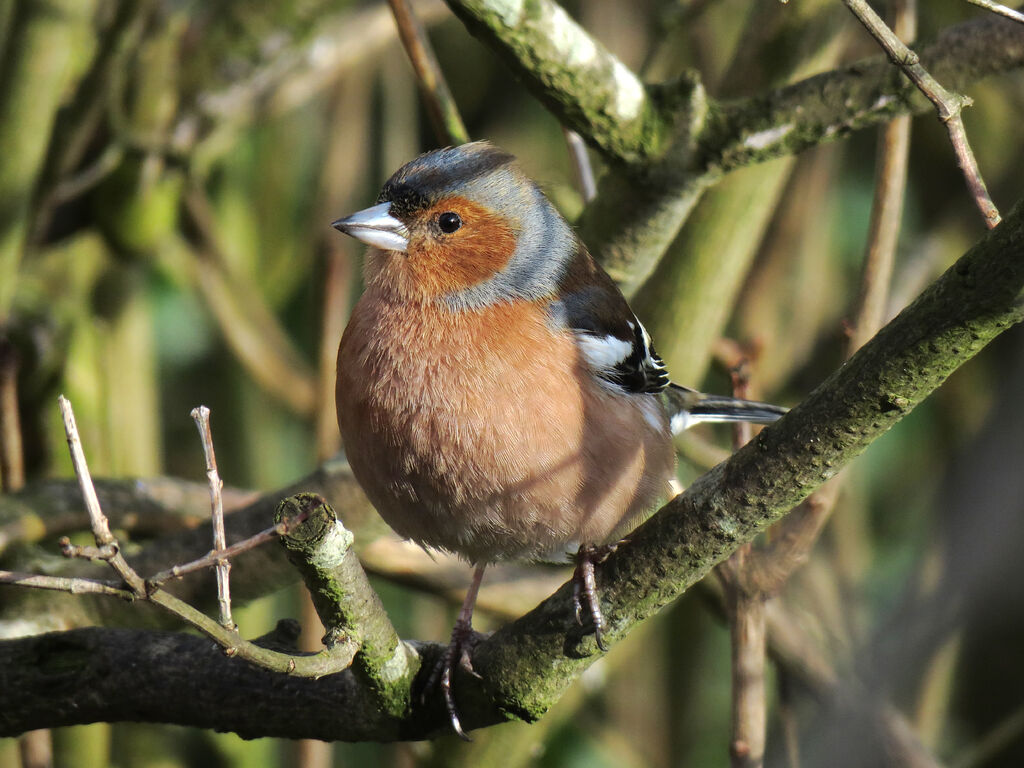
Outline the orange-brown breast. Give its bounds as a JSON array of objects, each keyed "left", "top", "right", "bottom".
[{"left": 336, "top": 290, "right": 675, "bottom": 563}]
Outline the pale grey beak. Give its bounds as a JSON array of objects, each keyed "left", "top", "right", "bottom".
[{"left": 331, "top": 202, "right": 409, "bottom": 253}]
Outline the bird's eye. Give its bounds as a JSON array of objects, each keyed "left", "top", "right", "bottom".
[{"left": 438, "top": 212, "right": 462, "bottom": 234}]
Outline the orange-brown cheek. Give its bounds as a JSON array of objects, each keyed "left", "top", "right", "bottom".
[{"left": 408, "top": 200, "right": 517, "bottom": 297}]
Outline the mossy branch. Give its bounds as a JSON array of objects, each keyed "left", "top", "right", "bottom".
[
  {"left": 276, "top": 493, "right": 419, "bottom": 717},
  {"left": 445, "top": 0, "right": 1024, "bottom": 292},
  {"left": 444, "top": 0, "right": 668, "bottom": 165},
  {"left": 3, "top": 196, "right": 1024, "bottom": 739}
]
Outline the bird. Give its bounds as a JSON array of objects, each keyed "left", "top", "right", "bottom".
[{"left": 332, "top": 141, "right": 786, "bottom": 736}]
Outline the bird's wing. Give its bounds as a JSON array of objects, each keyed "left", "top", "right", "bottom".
[{"left": 550, "top": 252, "right": 669, "bottom": 395}]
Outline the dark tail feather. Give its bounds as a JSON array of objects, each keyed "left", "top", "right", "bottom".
[{"left": 664, "top": 383, "right": 788, "bottom": 435}]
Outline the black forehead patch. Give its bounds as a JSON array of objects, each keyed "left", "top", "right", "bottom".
[
  {"left": 377, "top": 182, "right": 428, "bottom": 217},
  {"left": 376, "top": 143, "right": 516, "bottom": 217}
]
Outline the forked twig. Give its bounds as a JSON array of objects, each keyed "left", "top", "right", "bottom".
[
  {"left": 842, "top": 0, "right": 1000, "bottom": 228},
  {"left": 46, "top": 397, "right": 356, "bottom": 677},
  {"left": 58, "top": 396, "right": 147, "bottom": 596},
  {"left": 145, "top": 512, "right": 310, "bottom": 588}
]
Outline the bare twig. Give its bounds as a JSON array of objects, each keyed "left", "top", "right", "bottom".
[
  {"left": 0, "top": 570, "right": 132, "bottom": 597},
  {"left": 963, "top": 0, "right": 1024, "bottom": 25},
  {"left": 58, "top": 396, "right": 147, "bottom": 595},
  {"left": 842, "top": 0, "right": 1000, "bottom": 228},
  {"left": 746, "top": 0, "right": 916, "bottom": 596},
  {"left": 59, "top": 538, "right": 119, "bottom": 561},
  {"left": 146, "top": 509, "right": 310, "bottom": 588},
  {"left": 191, "top": 406, "right": 233, "bottom": 630},
  {"left": 562, "top": 127, "right": 597, "bottom": 203},
  {"left": 388, "top": 0, "right": 469, "bottom": 146},
  {"left": 48, "top": 397, "right": 360, "bottom": 677},
  {"left": 725, "top": 565, "right": 767, "bottom": 768},
  {"left": 0, "top": 335, "right": 24, "bottom": 492},
  {"left": 717, "top": 362, "right": 767, "bottom": 768}
]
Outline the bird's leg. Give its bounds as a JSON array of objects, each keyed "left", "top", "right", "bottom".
[
  {"left": 429, "top": 563, "right": 486, "bottom": 740},
  {"left": 572, "top": 543, "right": 620, "bottom": 652}
]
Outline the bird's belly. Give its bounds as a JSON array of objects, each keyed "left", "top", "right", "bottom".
[{"left": 336, "top": 297, "right": 675, "bottom": 563}]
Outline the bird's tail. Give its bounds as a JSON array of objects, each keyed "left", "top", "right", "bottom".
[{"left": 663, "top": 383, "right": 788, "bottom": 435}]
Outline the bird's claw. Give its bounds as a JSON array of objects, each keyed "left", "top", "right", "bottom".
[
  {"left": 424, "top": 618, "right": 481, "bottom": 740},
  {"left": 573, "top": 545, "right": 615, "bottom": 652}
]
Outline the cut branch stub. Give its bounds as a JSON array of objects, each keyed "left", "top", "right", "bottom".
[{"left": 276, "top": 493, "right": 419, "bottom": 718}]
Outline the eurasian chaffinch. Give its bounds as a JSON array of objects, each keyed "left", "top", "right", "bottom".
[{"left": 332, "top": 141, "right": 785, "bottom": 735}]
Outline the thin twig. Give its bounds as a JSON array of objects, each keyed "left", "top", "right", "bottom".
[
  {"left": 562, "top": 127, "right": 597, "bottom": 203},
  {"left": 842, "top": 0, "right": 1000, "bottom": 228},
  {"left": 146, "top": 509, "right": 310, "bottom": 588},
  {"left": 44, "top": 398, "right": 357, "bottom": 677},
  {"left": 58, "top": 396, "right": 147, "bottom": 595},
  {"left": 847, "top": 118, "right": 912, "bottom": 352},
  {"left": 191, "top": 406, "right": 234, "bottom": 630},
  {"left": 717, "top": 361, "right": 767, "bottom": 768},
  {"left": 59, "top": 538, "right": 119, "bottom": 561},
  {"left": 746, "top": 0, "right": 916, "bottom": 596},
  {"left": 0, "top": 570, "right": 133, "bottom": 598},
  {"left": 387, "top": 0, "right": 470, "bottom": 146},
  {"left": 963, "top": 0, "right": 1024, "bottom": 25}
]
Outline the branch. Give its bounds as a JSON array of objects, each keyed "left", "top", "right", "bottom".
[
  {"left": 276, "top": 493, "right": 418, "bottom": 718},
  {"left": 964, "top": 0, "right": 1024, "bottom": 24},
  {"left": 718, "top": 367, "right": 766, "bottom": 768},
  {"left": 445, "top": 0, "right": 1023, "bottom": 293},
  {"left": 444, "top": 0, "right": 666, "bottom": 165},
  {"left": 388, "top": 0, "right": 470, "bottom": 146},
  {"left": 190, "top": 405, "right": 233, "bottom": 629},
  {"left": 0, "top": 456, "right": 381, "bottom": 636},
  {"left": 4, "top": 197, "right": 1024, "bottom": 739},
  {"left": 711, "top": 13, "right": 1024, "bottom": 174},
  {"left": 842, "top": 0, "right": 1000, "bottom": 228}
]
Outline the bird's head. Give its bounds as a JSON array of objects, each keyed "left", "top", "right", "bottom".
[{"left": 332, "top": 142, "right": 575, "bottom": 308}]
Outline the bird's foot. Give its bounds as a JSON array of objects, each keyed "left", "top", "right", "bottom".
[
  {"left": 424, "top": 618, "right": 481, "bottom": 740},
  {"left": 572, "top": 543, "right": 621, "bottom": 652}
]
